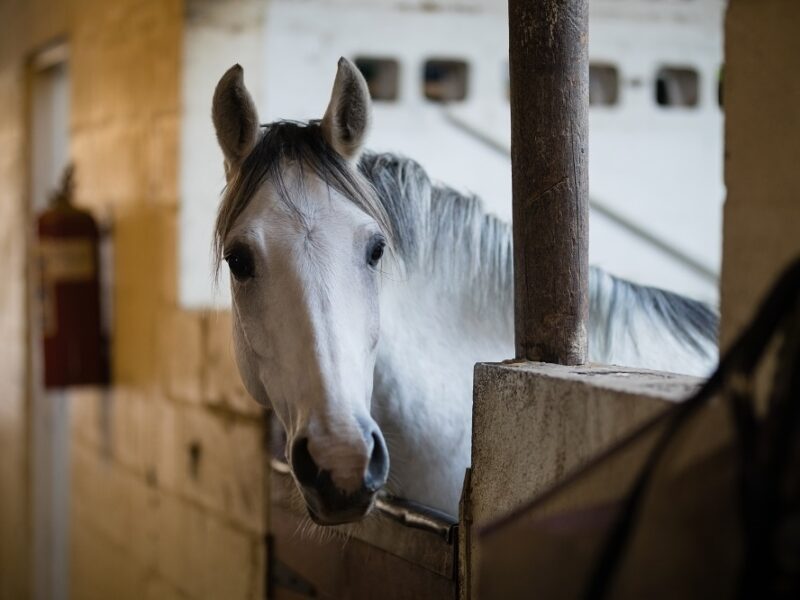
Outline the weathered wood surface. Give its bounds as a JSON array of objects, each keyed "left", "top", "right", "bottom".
[
  {"left": 509, "top": 0, "right": 590, "bottom": 364},
  {"left": 269, "top": 462, "right": 458, "bottom": 599},
  {"left": 270, "top": 505, "right": 457, "bottom": 600},
  {"left": 477, "top": 385, "right": 737, "bottom": 600},
  {"left": 460, "top": 362, "right": 702, "bottom": 599},
  {"left": 468, "top": 362, "right": 701, "bottom": 530}
]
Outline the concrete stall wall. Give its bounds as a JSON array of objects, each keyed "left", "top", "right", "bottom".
[
  {"left": 0, "top": 1, "right": 268, "bottom": 599},
  {"left": 720, "top": 0, "right": 800, "bottom": 349}
]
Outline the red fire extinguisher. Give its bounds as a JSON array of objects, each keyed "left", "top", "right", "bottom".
[{"left": 37, "top": 165, "right": 107, "bottom": 388}]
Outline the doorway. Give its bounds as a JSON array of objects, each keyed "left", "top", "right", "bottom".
[{"left": 28, "top": 42, "right": 71, "bottom": 600}]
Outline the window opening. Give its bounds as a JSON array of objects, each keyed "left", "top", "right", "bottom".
[
  {"left": 655, "top": 66, "right": 700, "bottom": 107},
  {"left": 423, "top": 59, "right": 469, "bottom": 103},
  {"left": 354, "top": 57, "right": 400, "bottom": 102},
  {"left": 589, "top": 63, "right": 620, "bottom": 106}
]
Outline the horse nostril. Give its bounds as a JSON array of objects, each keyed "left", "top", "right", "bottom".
[
  {"left": 365, "top": 432, "right": 389, "bottom": 492},
  {"left": 291, "top": 437, "right": 319, "bottom": 488}
]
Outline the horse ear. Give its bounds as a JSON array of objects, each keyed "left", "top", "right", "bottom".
[
  {"left": 321, "top": 57, "right": 372, "bottom": 161},
  {"left": 212, "top": 64, "right": 260, "bottom": 173}
]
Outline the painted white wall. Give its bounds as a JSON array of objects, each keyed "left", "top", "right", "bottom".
[
  {"left": 179, "top": 0, "right": 268, "bottom": 306},
  {"left": 180, "top": 0, "right": 725, "bottom": 307}
]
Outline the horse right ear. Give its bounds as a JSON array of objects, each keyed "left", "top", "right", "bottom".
[
  {"left": 212, "top": 64, "right": 260, "bottom": 174},
  {"left": 321, "top": 57, "right": 372, "bottom": 162}
]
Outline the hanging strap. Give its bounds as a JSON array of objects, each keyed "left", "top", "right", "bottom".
[{"left": 584, "top": 257, "right": 800, "bottom": 600}]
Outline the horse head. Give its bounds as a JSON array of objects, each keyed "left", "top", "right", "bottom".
[{"left": 211, "top": 58, "right": 390, "bottom": 525}]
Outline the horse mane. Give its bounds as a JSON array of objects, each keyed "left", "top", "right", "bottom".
[
  {"left": 215, "top": 119, "right": 717, "bottom": 364},
  {"left": 358, "top": 152, "right": 514, "bottom": 315},
  {"left": 360, "top": 152, "right": 718, "bottom": 363},
  {"left": 589, "top": 269, "right": 719, "bottom": 362}
]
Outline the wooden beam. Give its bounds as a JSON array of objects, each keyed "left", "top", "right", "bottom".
[{"left": 508, "top": 0, "right": 589, "bottom": 365}]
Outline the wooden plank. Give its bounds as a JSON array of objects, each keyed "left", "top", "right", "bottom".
[
  {"left": 270, "top": 463, "right": 457, "bottom": 578},
  {"left": 509, "top": 0, "right": 590, "bottom": 364},
  {"left": 477, "top": 390, "right": 738, "bottom": 599},
  {"left": 270, "top": 505, "right": 457, "bottom": 600},
  {"left": 469, "top": 362, "right": 699, "bottom": 531},
  {"left": 463, "top": 362, "right": 701, "bottom": 598}
]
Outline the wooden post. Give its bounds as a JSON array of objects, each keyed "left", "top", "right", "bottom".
[{"left": 509, "top": 0, "right": 589, "bottom": 365}]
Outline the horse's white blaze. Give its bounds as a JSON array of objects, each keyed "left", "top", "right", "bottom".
[{"left": 227, "top": 172, "right": 382, "bottom": 493}]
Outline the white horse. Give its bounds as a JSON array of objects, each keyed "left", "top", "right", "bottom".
[{"left": 211, "top": 58, "right": 718, "bottom": 523}]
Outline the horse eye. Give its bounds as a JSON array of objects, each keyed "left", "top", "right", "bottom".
[
  {"left": 224, "top": 245, "right": 255, "bottom": 281},
  {"left": 367, "top": 239, "right": 385, "bottom": 268}
]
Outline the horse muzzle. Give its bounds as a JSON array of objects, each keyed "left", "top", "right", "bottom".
[{"left": 290, "top": 428, "right": 390, "bottom": 525}]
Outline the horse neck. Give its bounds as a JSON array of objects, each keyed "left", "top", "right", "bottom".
[{"left": 373, "top": 229, "right": 514, "bottom": 512}]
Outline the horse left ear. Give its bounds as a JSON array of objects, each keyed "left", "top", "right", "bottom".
[
  {"left": 212, "top": 64, "right": 260, "bottom": 175},
  {"left": 321, "top": 57, "right": 371, "bottom": 162}
]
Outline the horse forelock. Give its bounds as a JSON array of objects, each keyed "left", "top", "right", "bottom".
[
  {"left": 214, "top": 120, "right": 513, "bottom": 308},
  {"left": 213, "top": 120, "right": 392, "bottom": 277}
]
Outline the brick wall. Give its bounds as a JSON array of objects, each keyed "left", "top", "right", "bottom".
[{"left": 0, "top": 1, "right": 269, "bottom": 599}]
